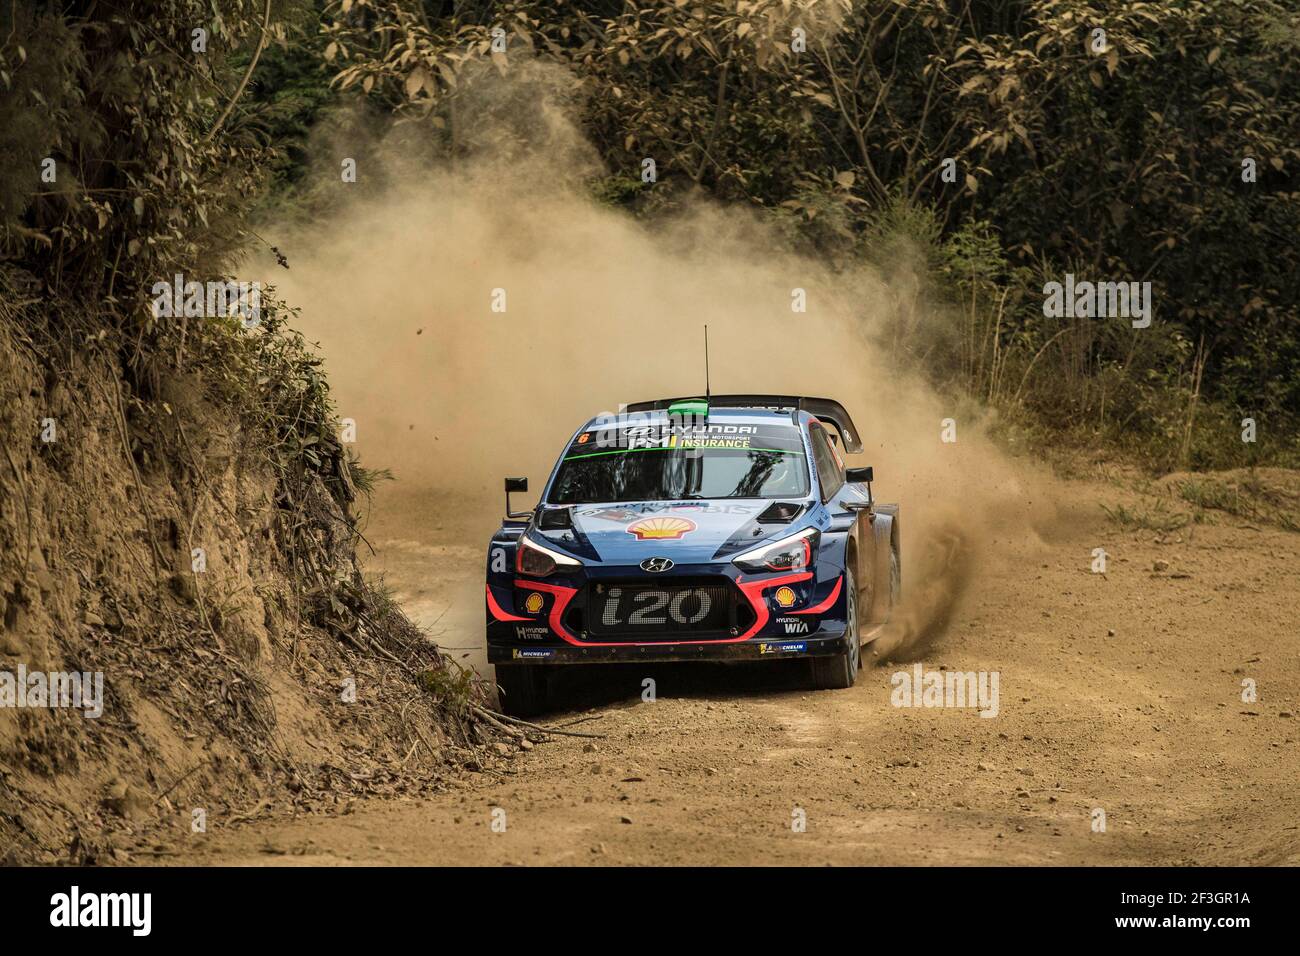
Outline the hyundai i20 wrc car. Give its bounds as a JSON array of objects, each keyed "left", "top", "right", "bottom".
[{"left": 485, "top": 395, "right": 900, "bottom": 716}]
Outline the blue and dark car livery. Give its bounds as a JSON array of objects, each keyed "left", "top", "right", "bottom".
[{"left": 485, "top": 395, "right": 900, "bottom": 715}]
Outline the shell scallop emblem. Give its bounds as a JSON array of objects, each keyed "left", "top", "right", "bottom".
[
  {"left": 626, "top": 516, "right": 698, "bottom": 540},
  {"left": 773, "top": 586, "right": 797, "bottom": 608},
  {"left": 523, "top": 592, "right": 545, "bottom": 614}
]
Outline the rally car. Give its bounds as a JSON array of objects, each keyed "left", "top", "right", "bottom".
[{"left": 484, "top": 395, "right": 900, "bottom": 715}]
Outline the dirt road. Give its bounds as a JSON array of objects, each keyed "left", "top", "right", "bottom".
[{"left": 177, "top": 476, "right": 1300, "bottom": 866}]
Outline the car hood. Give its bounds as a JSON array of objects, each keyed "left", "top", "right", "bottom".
[{"left": 540, "top": 500, "right": 805, "bottom": 566}]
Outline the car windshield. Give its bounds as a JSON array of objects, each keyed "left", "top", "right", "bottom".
[{"left": 548, "top": 420, "right": 809, "bottom": 504}]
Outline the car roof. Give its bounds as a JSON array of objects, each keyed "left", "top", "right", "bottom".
[
  {"left": 581, "top": 406, "right": 808, "bottom": 431},
  {"left": 624, "top": 394, "right": 862, "bottom": 450}
]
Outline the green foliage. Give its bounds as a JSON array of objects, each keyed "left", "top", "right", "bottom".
[
  {"left": 0, "top": 2, "right": 285, "bottom": 323},
  {"left": 1100, "top": 500, "right": 1190, "bottom": 532},
  {"left": 197, "top": 292, "right": 345, "bottom": 486},
  {"left": 945, "top": 0, "right": 1300, "bottom": 435},
  {"left": 0, "top": 11, "right": 81, "bottom": 229},
  {"left": 247, "top": 6, "right": 339, "bottom": 189}
]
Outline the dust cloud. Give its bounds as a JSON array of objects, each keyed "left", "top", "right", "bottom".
[{"left": 259, "top": 67, "right": 1052, "bottom": 659}]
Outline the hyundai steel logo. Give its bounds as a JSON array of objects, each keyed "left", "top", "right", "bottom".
[{"left": 640, "top": 557, "right": 674, "bottom": 573}]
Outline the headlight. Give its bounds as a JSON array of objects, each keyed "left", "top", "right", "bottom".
[
  {"left": 731, "top": 527, "right": 819, "bottom": 573},
  {"left": 516, "top": 535, "right": 581, "bottom": 577}
]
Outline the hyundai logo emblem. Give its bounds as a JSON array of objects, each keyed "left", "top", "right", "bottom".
[{"left": 640, "top": 557, "right": 674, "bottom": 573}]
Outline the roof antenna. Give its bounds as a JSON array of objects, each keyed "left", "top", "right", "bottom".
[{"left": 704, "top": 324, "right": 711, "bottom": 403}]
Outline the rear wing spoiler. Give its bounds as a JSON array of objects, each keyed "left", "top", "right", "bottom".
[{"left": 624, "top": 394, "right": 863, "bottom": 453}]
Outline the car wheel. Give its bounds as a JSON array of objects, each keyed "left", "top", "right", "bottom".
[
  {"left": 494, "top": 664, "right": 549, "bottom": 717},
  {"left": 811, "top": 569, "right": 858, "bottom": 690}
]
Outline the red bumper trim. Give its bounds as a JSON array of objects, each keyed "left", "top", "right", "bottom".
[
  {"left": 485, "top": 585, "right": 530, "bottom": 622},
  {"left": 734, "top": 571, "right": 816, "bottom": 640},
  {"left": 510, "top": 573, "right": 816, "bottom": 647},
  {"left": 513, "top": 579, "right": 581, "bottom": 642},
  {"left": 791, "top": 574, "right": 843, "bottom": 615}
]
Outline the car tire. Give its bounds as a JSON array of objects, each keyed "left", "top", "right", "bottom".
[
  {"left": 889, "top": 545, "right": 901, "bottom": 610},
  {"left": 495, "top": 664, "right": 549, "bottom": 717},
  {"left": 811, "top": 568, "right": 858, "bottom": 690}
]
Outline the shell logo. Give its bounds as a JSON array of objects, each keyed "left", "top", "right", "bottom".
[
  {"left": 773, "top": 586, "right": 797, "bottom": 608},
  {"left": 523, "top": 592, "right": 545, "bottom": 614},
  {"left": 626, "top": 516, "right": 698, "bottom": 540}
]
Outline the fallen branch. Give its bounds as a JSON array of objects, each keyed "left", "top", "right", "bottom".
[
  {"left": 154, "top": 761, "right": 207, "bottom": 805},
  {"left": 471, "top": 705, "right": 606, "bottom": 739},
  {"left": 473, "top": 708, "right": 525, "bottom": 739},
  {"left": 553, "top": 714, "right": 606, "bottom": 729}
]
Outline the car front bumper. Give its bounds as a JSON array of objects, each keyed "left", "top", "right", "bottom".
[
  {"left": 488, "top": 621, "right": 852, "bottom": 665},
  {"left": 486, "top": 560, "right": 852, "bottom": 666}
]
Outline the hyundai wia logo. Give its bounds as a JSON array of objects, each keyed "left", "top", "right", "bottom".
[{"left": 640, "top": 557, "right": 674, "bottom": 573}]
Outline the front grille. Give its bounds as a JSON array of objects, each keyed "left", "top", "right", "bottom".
[{"left": 584, "top": 577, "right": 746, "bottom": 641}]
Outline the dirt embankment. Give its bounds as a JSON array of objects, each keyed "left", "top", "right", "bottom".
[{"left": 0, "top": 295, "right": 496, "bottom": 865}]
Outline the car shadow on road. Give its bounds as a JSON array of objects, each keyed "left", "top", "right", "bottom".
[{"left": 538, "top": 660, "right": 826, "bottom": 716}]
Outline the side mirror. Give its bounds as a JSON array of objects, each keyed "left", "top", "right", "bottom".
[
  {"left": 845, "top": 466, "right": 873, "bottom": 506},
  {"left": 504, "top": 477, "right": 530, "bottom": 519}
]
